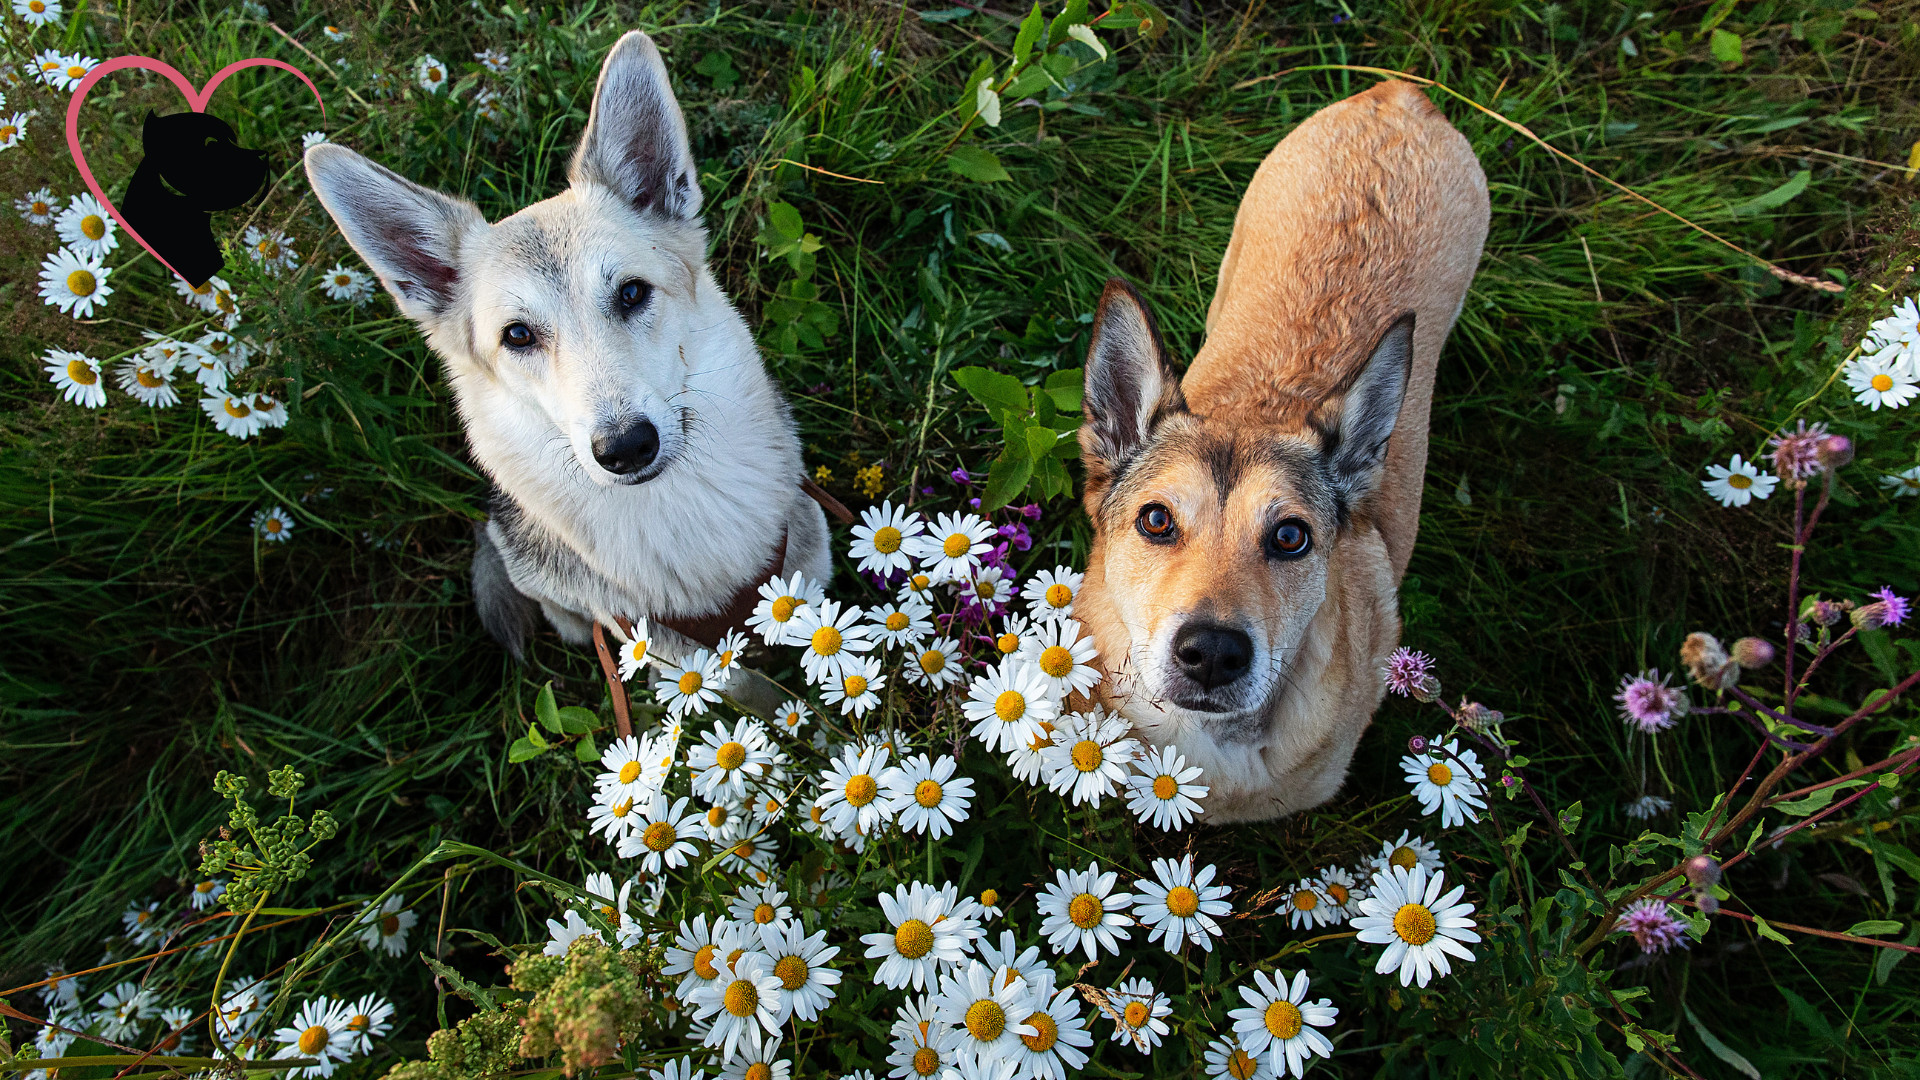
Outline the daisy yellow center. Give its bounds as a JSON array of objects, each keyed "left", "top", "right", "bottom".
[
  {"left": 256, "top": 239, "right": 279, "bottom": 257},
  {"left": 215, "top": 292, "right": 236, "bottom": 312},
  {"left": 66, "top": 269, "right": 97, "bottom": 296},
  {"left": 811, "top": 626, "right": 843, "bottom": 656},
  {"left": 912, "top": 1047, "right": 940, "bottom": 1076},
  {"left": 298, "top": 1025, "right": 330, "bottom": 1054},
  {"left": 1389, "top": 845, "right": 1418, "bottom": 870},
  {"left": 744, "top": 1065, "right": 770, "bottom": 1080},
  {"left": 716, "top": 741, "right": 747, "bottom": 770},
  {"left": 1021, "top": 1010, "right": 1058, "bottom": 1051},
  {"left": 886, "top": 612, "right": 909, "bottom": 631},
  {"left": 845, "top": 773, "right": 878, "bottom": 807},
  {"left": 997, "top": 632, "right": 1020, "bottom": 654},
  {"left": 692, "top": 944, "right": 720, "bottom": 980},
  {"left": 30, "top": 1, "right": 46, "bottom": 10},
  {"left": 994, "top": 690, "right": 1026, "bottom": 722},
  {"left": 919, "top": 649, "right": 947, "bottom": 673},
  {"left": 727, "top": 947, "right": 746, "bottom": 966},
  {"left": 0, "top": 126, "right": 16, "bottom": 141},
  {"left": 843, "top": 674, "right": 869, "bottom": 697},
  {"left": 722, "top": 979, "right": 759, "bottom": 1017},
  {"left": 773, "top": 954, "right": 808, "bottom": 989},
  {"left": 224, "top": 398, "right": 252, "bottom": 419},
  {"left": 964, "top": 999, "right": 1005, "bottom": 1041},
  {"left": 66, "top": 359, "right": 97, "bottom": 385},
  {"left": 1039, "top": 645, "right": 1075, "bottom": 678},
  {"left": 783, "top": 710, "right": 802, "bottom": 727},
  {"left": 894, "top": 918, "right": 934, "bottom": 959},
  {"left": 1426, "top": 762, "right": 1453, "bottom": 786},
  {"left": 381, "top": 914, "right": 400, "bottom": 935},
  {"left": 642, "top": 820, "right": 675, "bottom": 851},
  {"left": 1326, "top": 882, "right": 1350, "bottom": 905},
  {"left": 910, "top": 574, "right": 931, "bottom": 591},
  {"left": 873, "top": 525, "right": 902, "bottom": 553},
  {"left": 1728, "top": 473, "right": 1752, "bottom": 490},
  {"left": 1263, "top": 1000, "right": 1302, "bottom": 1041},
  {"left": 1152, "top": 774, "right": 1178, "bottom": 799},
  {"left": 1067, "top": 892, "right": 1102, "bottom": 928},
  {"left": 618, "top": 761, "right": 642, "bottom": 784},
  {"left": 206, "top": 337, "right": 230, "bottom": 355},
  {"left": 914, "top": 779, "right": 943, "bottom": 807},
  {"left": 136, "top": 366, "right": 167, "bottom": 388},
  {"left": 1291, "top": 890, "right": 1319, "bottom": 911},
  {"left": 196, "top": 881, "right": 216, "bottom": 893},
  {"left": 599, "top": 904, "right": 616, "bottom": 918},
  {"left": 67, "top": 65, "right": 87, "bottom": 78},
  {"left": 1872, "top": 373, "right": 1895, "bottom": 392},
  {"left": 1045, "top": 583, "right": 1073, "bottom": 608},
  {"left": 348, "top": 1014, "right": 370, "bottom": 1031},
  {"left": 191, "top": 281, "right": 213, "bottom": 294},
  {"left": 809, "top": 804, "right": 825, "bottom": 824},
  {"left": 32, "top": 201, "right": 49, "bottom": 214},
  {"left": 942, "top": 533, "right": 971, "bottom": 558},
  {"left": 771, "top": 596, "right": 798, "bottom": 621},
  {"left": 80, "top": 214, "right": 106, "bottom": 240},
  {"left": 1123, "top": 1001, "right": 1149, "bottom": 1028},
  {"left": 1227, "top": 1049, "right": 1259, "bottom": 1080},
  {"left": 719, "top": 649, "right": 736, "bottom": 666},
  {"left": 1166, "top": 885, "right": 1199, "bottom": 918},
  {"left": 1071, "top": 739, "right": 1103, "bottom": 772},
  {"left": 707, "top": 806, "right": 728, "bottom": 827},
  {"left": 264, "top": 518, "right": 284, "bottom": 534},
  {"left": 731, "top": 839, "right": 756, "bottom": 858},
  {"left": 1393, "top": 902, "right": 1437, "bottom": 946},
  {"left": 753, "top": 902, "right": 776, "bottom": 924},
  {"left": 335, "top": 274, "right": 352, "bottom": 286},
  {"left": 980, "top": 888, "right": 999, "bottom": 907},
  {"left": 428, "top": 68, "right": 444, "bottom": 82},
  {"left": 975, "top": 580, "right": 996, "bottom": 599},
  {"left": 678, "top": 671, "right": 702, "bottom": 694}
]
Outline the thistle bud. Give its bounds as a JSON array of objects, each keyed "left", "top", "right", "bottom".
[
  {"left": 1852, "top": 602, "right": 1893, "bottom": 631},
  {"left": 1457, "top": 700, "right": 1505, "bottom": 732},
  {"left": 1680, "top": 632, "right": 1739, "bottom": 691},
  {"left": 1817, "top": 434, "right": 1853, "bottom": 469},
  {"left": 1683, "top": 853, "right": 1722, "bottom": 889},
  {"left": 1810, "top": 598, "right": 1850, "bottom": 627},
  {"left": 1730, "top": 637, "right": 1776, "bottom": 669},
  {"left": 1412, "top": 673, "right": 1442, "bottom": 703},
  {"left": 1407, "top": 735, "right": 1430, "bottom": 755}
]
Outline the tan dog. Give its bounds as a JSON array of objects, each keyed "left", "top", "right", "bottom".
[{"left": 1074, "top": 81, "right": 1489, "bottom": 823}]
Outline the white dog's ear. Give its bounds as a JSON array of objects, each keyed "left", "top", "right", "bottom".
[
  {"left": 569, "top": 31, "right": 702, "bottom": 220},
  {"left": 1080, "top": 278, "right": 1185, "bottom": 479},
  {"left": 1316, "top": 312, "right": 1415, "bottom": 504},
  {"left": 304, "top": 143, "right": 484, "bottom": 324}
]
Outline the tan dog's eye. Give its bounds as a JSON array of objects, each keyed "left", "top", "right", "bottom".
[
  {"left": 1137, "top": 503, "right": 1176, "bottom": 542},
  {"left": 1267, "top": 517, "right": 1312, "bottom": 559}
]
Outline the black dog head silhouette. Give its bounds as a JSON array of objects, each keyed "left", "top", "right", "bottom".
[{"left": 119, "top": 110, "right": 270, "bottom": 287}]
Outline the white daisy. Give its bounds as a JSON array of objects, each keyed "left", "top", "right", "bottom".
[
  {"left": 613, "top": 618, "right": 651, "bottom": 681},
  {"left": 1879, "top": 465, "right": 1920, "bottom": 498},
  {"left": 1203, "top": 1035, "right": 1278, "bottom": 1080},
  {"left": 792, "top": 599, "right": 874, "bottom": 684},
  {"left": 1125, "top": 744, "right": 1208, "bottom": 829},
  {"left": 772, "top": 698, "right": 811, "bottom": 735},
  {"left": 935, "top": 883, "right": 989, "bottom": 945},
  {"left": 962, "top": 657, "right": 1058, "bottom": 754},
  {"left": 686, "top": 952, "right": 784, "bottom": 1061},
  {"left": 215, "top": 975, "right": 271, "bottom": 1041},
  {"left": 1133, "top": 855, "right": 1231, "bottom": 953},
  {"left": 618, "top": 795, "right": 704, "bottom": 872},
  {"left": 1315, "top": 866, "right": 1365, "bottom": 922},
  {"left": 43, "top": 349, "right": 105, "bottom": 408},
  {"left": 157, "top": 1004, "right": 197, "bottom": 1053},
  {"left": 1035, "top": 862, "right": 1132, "bottom": 961},
  {"left": 758, "top": 920, "right": 841, "bottom": 1022},
  {"left": 814, "top": 743, "right": 896, "bottom": 837},
  {"left": 958, "top": 565, "right": 1014, "bottom": 610},
  {"left": 340, "top": 993, "right": 394, "bottom": 1055},
  {"left": 850, "top": 500, "right": 926, "bottom": 576},
  {"left": 1277, "top": 879, "right": 1334, "bottom": 930},
  {"left": 250, "top": 391, "right": 288, "bottom": 429},
  {"left": 990, "top": 613, "right": 1035, "bottom": 659},
  {"left": 241, "top": 226, "right": 298, "bottom": 275},
  {"left": 1039, "top": 707, "right": 1139, "bottom": 807},
  {"left": 885, "top": 994, "right": 952, "bottom": 1080},
  {"left": 651, "top": 1058, "right": 707, "bottom": 1080},
  {"left": 663, "top": 914, "right": 745, "bottom": 1000},
  {"left": 1020, "top": 619, "right": 1102, "bottom": 698},
  {"left": 271, "top": 997, "right": 353, "bottom": 1078},
  {"left": 1401, "top": 736, "right": 1487, "bottom": 828},
  {"left": 121, "top": 899, "right": 163, "bottom": 944},
  {"left": 1005, "top": 983, "right": 1091, "bottom": 1080},
  {"left": 596, "top": 732, "right": 669, "bottom": 807},
  {"left": 174, "top": 274, "right": 235, "bottom": 316},
  {"left": 933, "top": 959, "right": 1037, "bottom": 1068},
  {"left": 17, "top": 187, "right": 57, "bottom": 225},
  {"left": 861, "top": 881, "right": 968, "bottom": 990},
  {"left": 715, "top": 827, "right": 778, "bottom": 877},
  {"left": 197, "top": 329, "right": 251, "bottom": 373},
  {"left": 1102, "top": 976, "right": 1170, "bottom": 1052},
  {"left": 301, "top": 130, "right": 328, "bottom": 151},
  {"left": 714, "top": 629, "right": 750, "bottom": 677},
  {"left": 585, "top": 787, "right": 642, "bottom": 845},
  {"left": 903, "top": 636, "right": 964, "bottom": 689},
  {"left": 821, "top": 656, "right": 886, "bottom": 718},
  {"left": 358, "top": 894, "right": 417, "bottom": 957},
  {"left": 1024, "top": 566, "right": 1084, "bottom": 622},
  {"left": 974, "top": 929, "right": 1049, "bottom": 998},
  {"left": 1701, "top": 454, "right": 1776, "bottom": 508},
  {"left": 322, "top": 24, "right": 348, "bottom": 41},
  {"left": 885, "top": 753, "right": 974, "bottom": 838},
  {"left": 415, "top": 55, "right": 449, "bottom": 93},
  {"left": 475, "top": 48, "right": 512, "bottom": 73},
  {"left": 1844, "top": 353, "right": 1919, "bottom": 411},
  {"left": 319, "top": 263, "right": 374, "bottom": 303},
  {"left": 13, "top": 0, "right": 62, "bottom": 27},
  {"left": 543, "top": 909, "right": 603, "bottom": 956},
  {"left": 1007, "top": 719, "right": 1055, "bottom": 786},
  {"left": 202, "top": 393, "right": 261, "bottom": 438},
  {"left": 1351, "top": 864, "right": 1481, "bottom": 987},
  {"left": 39, "top": 247, "right": 111, "bottom": 318},
  {"left": 689, "top": 718, "right": 777, "bottom": 803},
  {"left": 1865, "top": 295, "right": 1920, "bottom": 368},
  {"left": 729, "top": 884, "right": 794, "bottom": 930},
  {"left": 911, "top": 511, "right": 995, "bottom": 582},
  {"left": 252, "top": 505, "right": 296, "bottom": 543},
  {"left": 55, "top": 192, "right": 118, "bottom": 259},
  {"left": 896, "top": 570, "right": 937, "bottom": 605},
  {"left": 657, "top": 650, "right": 724, "bottom": 719},
  {"left": 746, "top": 571, "right": 823, "bottom": 645},
  {"left": 48, "top": 55, "right": 97, "bottom": 92},
  {"left": 1227, "top": 969, "right": 1337, "bottom": 1079},
  {"left": 976, "top": 888, "right": 1005, "bottom": 921},
  {"left": 95, "top": 981, "right": 157, "bottom": 1040},
  {"left": 189, "top": 878, "right": 227, "bottom": 910},
  {"left": 714, "top": 1040, "right": 790, "bottom": 1080},
  {"left": 1367, "top": 831, "right": 1444, "bottom": 877},
  {"left": 0, "top": 111, "right": 28, "bottom": 151},
  {"left": 868, "top": 597, "right": 934, "bottom": 650},
  {"left": 116, "top": 357, "right": 181, "bottom": 407}
]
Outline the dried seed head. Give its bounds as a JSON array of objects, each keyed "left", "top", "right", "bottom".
[
  {"left": 1457, "top": 700, "right": 1505, "bottom": 732},
  {"left": 1729, "top": 637, "right": 1777, "bottom": 669},
  {"left": 1816, "top": 434, "right": 1853, "bottom": 470},
  {"left": 1679, "top": 633, "right": 1739, "bottom": 691}
]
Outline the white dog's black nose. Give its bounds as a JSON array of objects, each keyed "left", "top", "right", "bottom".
[
  {"left": 1174, "top": 623, "right": 1253, "bottom": 689},
  {"left": 592, "top": 418, "right": 659, "bottom": 476}
]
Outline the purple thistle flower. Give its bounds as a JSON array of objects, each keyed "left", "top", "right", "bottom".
[
  {"left": 1615, "top": 669, "right": 1686, "bottom": 734},
  {"left": 1767, "top": 420, "right": 1830, "bottom": 487},
  {"left": 1871, "top": 586, "right": 1909, "bottom": 628},
  {"left": 1384, "top": 647, "right": 1435, "bottom": 697},
  {"left": 1616, "top": 899, "right": 1689, "bottom": 955}
]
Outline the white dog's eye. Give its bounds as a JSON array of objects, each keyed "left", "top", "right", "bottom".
[
  {"left": 618, "top": 279, "right": 652, "bottom": 313},
  {"left": 502, "top": 322, "right": 535, "bottom": 349}
]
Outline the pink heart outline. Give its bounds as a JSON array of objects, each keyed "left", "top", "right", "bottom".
[{"left": 64, "top": 55, "right": 326, "bottom": 283}]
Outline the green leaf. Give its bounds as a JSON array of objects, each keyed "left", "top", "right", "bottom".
[
  {"left": 573, "top": 732, "right": 601, "bottom": 763},
  {"left": 1728, "top": 169, "right": 1810, "bottom": 215},
  {"left": 1011, "top": 3, "right": 1044, "bottom": 69},
  {"left": 1772, "top": 778, "right": 1867, "bottom": 816},
  {"left": 1065, "top": 23, "right": 1107, "bottom": 59},
  {"left": 556, "top": 706, "right": 598, "bottom": 735},
  {"left": 421, "top": 955, "right": 498, "bottom": 1011},
  {"left": 1752, "top": 915, "right": 1793, "bottom": 945},
  {"left": 1860, "top": 629, "right": 1900, "bottom": 683},
  {"left": 1709, "top": 27, "right": 1744, "bottom": 64},
  {"left": 952, "top": 366, "right": 1030, "bottom": 419},
  {"left": 1024, "top": 424, "right": 1058, "bottom": 461},
  {"left": 947, "top": 145, "right": 1011, "bottom": 184},
  {"left": 1844, "top": 919, "right": 1903, "bottom": 937},
  {"left": 1683, "top": 1005, "right": 1760, "bottom": 1079},
  {"left": 1558, "top": 800, "right": 1584, "bottom": 837},
  {"left": 1046, "top": 0, "right": 1090, "bottom": 47},
  {"left": 767, "top": 201, "right": 804, "bottom": 243},
  {"left": 535, "top": 682, "right": 561, "bottom": 733},
  {"left": 525, "top": 723, "right": 550, "bottom": 750},
  {"left": 1043, "top": 367, "right": 1084, "bottom": 412},
  {"left": 507, "top": 736, "right": 545, "bottom": 763},
  {"left": 982, "top": 454, "right": 1034, "bottom": 512}
]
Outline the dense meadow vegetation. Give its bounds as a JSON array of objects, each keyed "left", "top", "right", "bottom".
[{"left": 3, "top": 1, "right": 1919, "bottom": 1078}]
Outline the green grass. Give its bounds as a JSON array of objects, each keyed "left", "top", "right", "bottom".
[{"left": 4, "top": 1, "right": 1920, "bottom": 1077}]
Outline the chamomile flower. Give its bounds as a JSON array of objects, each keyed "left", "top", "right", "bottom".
[
  {"left": 1003, "top": 983, "right": 1091, "bottom": 1080},
  {"left": 1314, "top": 866, "right": 1365, "bottom": 922},
  {"left": 1865, "top": 295, "right": 1920, "bottom": 366},
  {"left": 814, "top": 743, "right": 896, "bottom": 837},
  {"left": 714, "top": 629, "right": 749, "bottom": 677},
  {"left": 1035, "top": 862, "right": 1133, "bottom": 961},
  {"left": 1020, "top": 619, "right": 1102, "bottom": 698},
  {"left": 31, "top": 50, "right": 63, "bottom": 86},
  {"left": 117, "top": 357, "right": 181, "bottom": 407},
  {"left": 1024, "top": 566, "right": 1083, "bottom": 622},
  {"left": 862, "top": 881, "right": 968, "bottom": 990},
  {"left": 17, "top": 187, "right": 56, "bottom": 225},
  {"left": 1007, "top": 720, "right": 1054, "bottom": 785},
  {"left": 990, "top": 613, "right": 1035, "bottom": 658},
  {"left": 48, "top": 54, "right": 97, "bottom": 92},
  {"left": 271, "top": 997, "right": 353, "bottom": 1077},
  {"left": 174, "top": 274, "right": 233, "bottom": 315},
  {"left": 715, "top": 1041, "right": 790, "bottom": 1080},
  {"left": 619, "top": 795, "right": 705, "bottom": 872},
  {"left": 55, "top": 192, "right": 117, "bottom": 259},
  {"left": 974, "top": 930, "right": 1049, "bottom": 997},
  {"left": 39, "top": 246, "right": 112, "bottom": 317},
  {"left": 415, "top": 55, "right": 449, "bottom": 93},
  {"left": 358, "top": 893, "right": 417, "bottom": 957},
  {"left": 97, "top": 982, "right": 157, "bottom": 1040},
  {"left": 1881, "top": 465, "right": 1920, "bottom": 497},
  {"left": 1103, "top": 977, "right": 1169, "bottom": 1052},
  {"left": 851, "top": 501, "right": 926, "bottom": 576},
  {"left": 729, "top": 884, "right": 794, "bottom": 929},
  {"left": 663, "top": 914, "right": 744, "bottom": 999},
  {"left": 932, "top": 959, "right": 1036, "bottom": 1068},
  {"left": 886, "top": 994, "right": 952, "bottom": 1080},
  {"left": 1701, "top": 454, "right": 1776, "bottom": 508},
  {"left": 1203, "top": 1035, "right": 1277, "bottom": 1080},
  {"left": 1367, "top": 831, "right": 1443, "bottom": 877},
  {"left": 716, "top": 827, "right": 779, "bottom": 877},
  {"left": 657, "top": 651, "right": 724, "bottom": 719},
  {"left": 39, "top": 966, "right": 81, "bottom": 1009},
  {"left": 687, "top": 952, "right": 785, "bottom": 1061},
  {"left": 242, "top": 226, "right": 298, "bottom": 276},
  {"left": 772, "top": 698, "right": 811, "bottom": 735},
  {"left": 896, "top": 571, "right": 937, "bottom": 605},
  {"left": 251, "top": 390, "right": 289, "bottom": 429},
  {"left": 543, "top": 909, "right": 603, "bottom": 956},
  {"left": 652, "top": 1058, "right": 707, "bottom": 1080},
  {"left": 903, "top": 636, "right": 964, "bottom": 689},
  {"left": 1133, "top": 855, "right": 1231, "bottom": 953},
  {"left": 252, "top": 506, "right": 296, "bottom": 543},
  {"left": 597, "top": 733, "right": 669, "bottom": 806},
  {"left": 1227, "top": 969, "right": 1336, "bottom": 1079},
  {"left": 121, "top": 899, "right": 164, "bottom": 944},
  {"left": 747, "top": 572, "right": 823, "bottom": 645},
  {"left": 822, "top": 656, "right": 886, "bottom": 718},
  {"left": 1351, "top": 864, "right": 1481, "bottom": 987},
  {"left": 202, "top": 393, "right": 262, "bottom": 438},
  {"left": 976, "top": 889, "right": 1005, "bottom": 921},
  {"left": 868, "top": 598, "right": 934, "bottom": 650},
  {"left": 301, "top": 130, "right": 328, "bottom": 151},
  {"left": 340, "top": 994, "right": 394, "bottom": 1055},
  {"left": 586, "top": 787, "right": 643, "bottom": 845},
  {"left": 959, "top": 565, "right": 1014, "bottom": 610},
  {"left": 910, "top": 511, "right": 994, "bottom": 582},
  {"left": 962, "top": 658, "right": 1058, "bottom": 754},
  {"left": 885, "top": 754, "right": 974, "bottom": 839},
  {"left": 43, "top": 349, "right": 105, "bottom": 407},
  {"left": 792, "top": 599, "right": 873, "bottom": 684},
  {"left": 1401, "top": 737, "right": 1487, "bottom": 828},
  {"left": 14, "top": 0, "right": 62, "bottom": 28},
  {"left": 319, "top": 263, "right": 374, "bottom": 304},
  {"left": 758, "top": 920, "right": 841, "bottom": 1022},
  {"left": 157, "top": 1004, "right": 197, "bottom": 1053},
  {"left": 322, "top": 24, "right": 349, "bottom": 41},
  {"left": 1040, "top": 707, "right": 1139, "bottom": 807},
  {"left": 611, "top": 618, "right": 651, "bottom": 680},
  {"left": 1125, "top": 744, "right": 1208, "bottom": 830},
  {"left": 189, "top": 877, "right": 228, "bottom": 910},
  {"left": 1277, "top": 879, "right": 1334, "bottom": 930},
  {"left": 0, "top": 111, "right": 27, "bottom": 150},
  {"left": 473, "top": 48, "right": 512, "bottom": 73},
  {"left": 689, "top": 718, "right": 777, "bottom": 803},
  {"left": 1844, "top": 353, "right": 1919, "bottom": 411}
]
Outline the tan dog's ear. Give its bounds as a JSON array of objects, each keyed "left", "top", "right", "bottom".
[
  {"left": 1313, "top": 312, "right": 1415, "bottom": 507},
  {"left": 1079, "top": 279, "right": 1185, "bottom": 489}
]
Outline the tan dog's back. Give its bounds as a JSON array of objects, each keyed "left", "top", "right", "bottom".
[{"left": 1184, "top": 80, "right": 1489, "bottom": 578}]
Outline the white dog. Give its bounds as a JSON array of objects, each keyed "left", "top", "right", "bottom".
[{"left": 305, "top": 31, "right": 832, "bottom": 657}]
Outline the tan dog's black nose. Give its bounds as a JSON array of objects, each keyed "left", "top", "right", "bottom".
[{"left": 1173, "top": 623, "right": 1252, "bottom": 688}]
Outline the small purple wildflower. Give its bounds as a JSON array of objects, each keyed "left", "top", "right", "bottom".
[
  {"left": 920, "top": 486, "right": 935, "bottom": 496},
  {"left": 1871, "top": 586, "right": 1909, "bottom": 628},
  {"left": 1767, "top": 420, "right": 1830, "bottom": 487},
  {"left": 1614, "top": 669, "right": 1686, "bottom": 734},
  {"left": 997, "top": 522, "right": 1032, "bottom": 552},
  {"left": 950, "top": 467, "right": 971, "bottom": 485},
  {"left": 1018, "top": 502, "right": 1042, "bottom": 521},
  {"left": 1616, "top": 899, "right": 1689, "bottom": 955},
  {"left": 968, "top": 497, "right": 982, "bottom": 510},
  {"left": 1384, "top": 647, "right": 1435, "bottom": 697}
]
